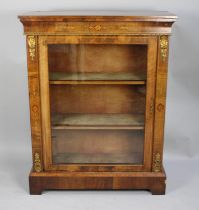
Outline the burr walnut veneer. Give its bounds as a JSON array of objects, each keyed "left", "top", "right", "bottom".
[{"left": 19, "top": 11, "right": 177, "bottom": 195}]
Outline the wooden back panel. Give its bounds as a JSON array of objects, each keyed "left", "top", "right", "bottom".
[
  {"left": 50, "top": 85, "right": 146, "bottom": 114},
  {"left": 48, "top": 44, "right": 147, "bottom": 74}
]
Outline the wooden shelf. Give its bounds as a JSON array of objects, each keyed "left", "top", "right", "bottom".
[
  {"left": 49, "top": 72, "right": 146, "bottom": 85},
  {"left": 51, "top": 113, "right": 145, "bottom": 130},
  {"left": 53, "top": 152, "right": 143, "bottom": 164}
]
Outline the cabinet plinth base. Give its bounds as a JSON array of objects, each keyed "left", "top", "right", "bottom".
[{"left": 29, "top": 168, "right": 166, "bottom": 195}]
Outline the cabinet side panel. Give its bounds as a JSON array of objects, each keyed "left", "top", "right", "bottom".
[
  {"left": 152, "top": 35, "right": 169, "bottom": 172},
  {"left": 26, "top": 35, "right": 43, "bottom": 172}
]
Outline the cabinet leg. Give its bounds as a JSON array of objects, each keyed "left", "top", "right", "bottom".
[
  {"left": 150, "top": 182, "right": 166, "bottom": 195},
  {"left": 29, "top": 185, "right": 43, "bottom": 195},
  {"left": 29, "top": 176, "right": 43, "bottom": 195}
]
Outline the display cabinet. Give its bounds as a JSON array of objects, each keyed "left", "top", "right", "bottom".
[{"left": 19, "top": 11, "right": 177, "bottom": 194}]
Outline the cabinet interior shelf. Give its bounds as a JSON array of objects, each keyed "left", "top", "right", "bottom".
[
  {"left": 51, "top": 113, "right": 145, "bottom": 130},
  {"left": 49, "top": 72, "right": 146, "bottom": 85}
]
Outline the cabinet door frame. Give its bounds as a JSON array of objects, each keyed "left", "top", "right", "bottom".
[{"left": 38, "top": 35, "right": 157, "bottom": 172}]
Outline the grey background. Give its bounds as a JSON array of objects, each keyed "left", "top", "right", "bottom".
[{"left": 0, "top": 0, "right": 199, "bottom": 209}]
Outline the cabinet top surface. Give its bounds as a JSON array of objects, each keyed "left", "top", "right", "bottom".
[{"left": 19, "top": 10, "right": 177, "bottom": 22}]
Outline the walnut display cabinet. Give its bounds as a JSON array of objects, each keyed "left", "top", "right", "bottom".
[{"left": 19, "top": 11, "right": 177, "bottom": 195}]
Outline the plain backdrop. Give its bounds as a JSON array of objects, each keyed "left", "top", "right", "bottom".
[{"left": 0, "top": 0, "right": 199, "bottom": 210}]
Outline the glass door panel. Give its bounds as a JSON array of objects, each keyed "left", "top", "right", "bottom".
[
  {"left": 48, "top": 43, "right": 147, "bottom": 165},
  {"left": 48, "top": 44, "right": 147, "bottom": 82},
  {"left": 52, "top": 129, "right": 144, "bottom": 164}
]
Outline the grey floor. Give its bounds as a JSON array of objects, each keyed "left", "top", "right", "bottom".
[{"left": 0, "top": 147, "right": 199, "bottom": 210}]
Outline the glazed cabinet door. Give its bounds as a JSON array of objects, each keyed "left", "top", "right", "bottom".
[{"left": 39, "top": 35, "right": 157, "bottom": 172}]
